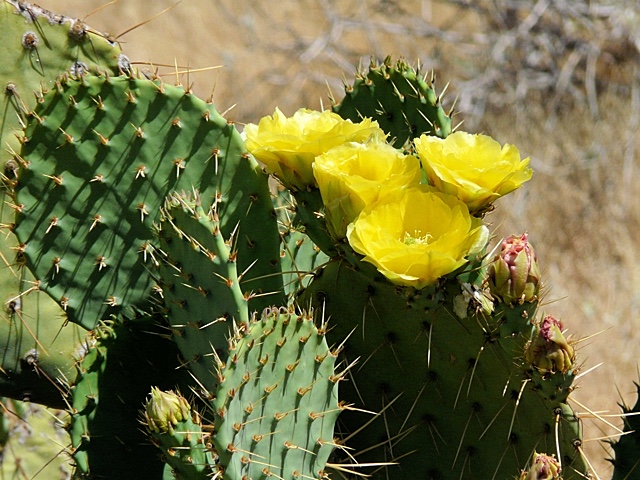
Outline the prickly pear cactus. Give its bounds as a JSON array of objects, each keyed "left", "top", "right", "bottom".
[
  {"left": 0, "top": 202, "right": 81, "bottom": 409},
  {"left": 332, "top": 57, "right": 452, "bottom": 148},
  {"left": 0, "top": 0, "right": 126, "bottom": 172},
  {"left": 299, "top": 256, "right": 586, "bottom": 479},
  {"left": 154, "top": 191, "right": 250, "bottom": 387},
  {"left": 611, "top": 383, "right": 640, "bottom": 479},
  {"left": 143, "top": 388, "right": 216, "bottom": 480},
  {"left": 235, "top": 57, "right": 592, "bottom": 478},
  {"left": 68, "top": 315, "right": 192, "bottom": 479},
  {"left": 213, "top": 307, "right": 341, "bottom": 480},
  {"left": 0, "top": 0, "right": 618, "bottom": 474},
  {"left": 12, "top": 71, "right": 282, "bottom": 330}
]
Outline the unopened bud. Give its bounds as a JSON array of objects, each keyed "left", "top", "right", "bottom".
[
  {"left": 489, "top": 233, "right": 540, "bottom": 304},
  {"left": 519, "top": 452, "right": 561, "bottom": 480},
  {"left": 144, "top": 387, "right": 190, "bottom": 433},
  {"left": 525, "top": 315, "right": 575, "bottom": 374}
]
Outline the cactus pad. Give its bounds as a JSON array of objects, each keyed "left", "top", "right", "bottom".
[
  {"left": 154, "top": 191, "right": 249, "bottom": 388},
  {"left": 611, "top": 382, "right": 640, "bottom": 479},
  {"left": 332, "top": 57, "right": 452, "bottom": 148},
  {"left": 69, "top": 315, "right": 192, "bottom": 479},
  {"left": 213, "top": 307, "right": 341, "bottom": 480},
  {"left": 300, "top": 259, "right": 587, "bottom": 479},
  {"left": 13, "top": 72, "right": 282, "bottom": 330},
  {"left": 0, "top": 201, "right": 82, "bottom": 408}
]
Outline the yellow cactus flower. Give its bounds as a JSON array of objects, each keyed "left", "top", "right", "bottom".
[
  {"left": 346, "top": 187, "right": 489, "bottom": 289},
  {"left": 313, "top": 141, "right": 421, "bottom": 239},
  {"left": 414, "top": 131, "right": 532, "bottom": 213},
  {"left": 243, "top": 108, "right": 385, "bottom": 190}
]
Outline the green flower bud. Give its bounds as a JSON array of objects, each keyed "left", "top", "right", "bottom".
[
  {"left": 488, "top": 233, "right": 540, "bottom": 304},
  {"left": 144, "top": 387, "right": 191, "bottom": 433},
  {"left": 525, "top": 315, "right": 575, "bottom": 374},
  {"left": 519, "top": 452, "right": 561, "bottom": 480}
]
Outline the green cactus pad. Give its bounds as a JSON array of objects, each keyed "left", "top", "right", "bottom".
[
  {"left": 143, "top": 388, "right": 215, "bottom": 480},
  {"left": 0, "top": 0, "right": 125, "bottom": 174},
  {"left": 13, "top": 72, "right": 282, "bottom": 330},
  {"left": 274, "top": 187, "right": 329, "bottom": 297},
  {"left": 213, "top": 307, "right": 341, "bottom": 480},
  {"left": 69, "top": 315, "right": 192, "bottom": 479},
  {"left": 0, "top": 201, "right": 82, "bottom": 409},
  {"left": 332, "top": 57, "right": 452, "bottom": 148},
  {"left": 299, "top": 259, "right": 587, "bottom": 479},
  {"left": 154, "top": 191, "right": 249, "bottom": 388}
]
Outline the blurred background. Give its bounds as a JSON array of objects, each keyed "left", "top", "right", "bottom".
[{"left": 6, "top": 0, "right": 640, "bottom": 476}]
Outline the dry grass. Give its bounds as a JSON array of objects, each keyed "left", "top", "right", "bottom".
[{"left": 23, "top": 0, "right": 640, "bottom": 475}]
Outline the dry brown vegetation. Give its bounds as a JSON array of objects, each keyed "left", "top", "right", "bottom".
[{"left": 18, "top": 0, "right": 640, "bottom": 475}]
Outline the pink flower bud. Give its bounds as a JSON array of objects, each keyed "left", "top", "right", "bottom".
[
  {"left": 525, "top": 315, "right": 575, "bottom": 374},
  {"left": 489, "top": 233, "right": 540, "bottom": 304},
  {"left": 519, "top": 452, "right": 561, "bottom": 480}
]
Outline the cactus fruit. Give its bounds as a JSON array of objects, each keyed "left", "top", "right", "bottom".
[
  {"left": 0, "top": 0, "right": 125, "bottom": 172},
  {"left": 332, "top": 57, "right": 452, "bottom": 148},
  {"left": 213, "top": 307, "right": 341, "bottom": 480},
  {"left": 153, "top": 191, "right": 249, "bottom": 388},
  {"left": 12, "top": 71, "right": 282, "bottom": 330},
  {"left": 488, "top": 233, "right": 541, "bottom": 304},
  {"left": 143, "top": 388, "right": 216, "bottom": 480}
]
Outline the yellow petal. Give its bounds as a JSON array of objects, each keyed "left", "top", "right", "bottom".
[
  {"left": 415, "top": 131, "right": 532, "bottom": 213},
  {"left": 313, "top": 141, "right": 421, "bottom": 238},
  {"left": 243, "top": 108, "right": 386, "bottom": 190},
  {"left": 347, "top": 187, "right": 486, "bottom": 289}
]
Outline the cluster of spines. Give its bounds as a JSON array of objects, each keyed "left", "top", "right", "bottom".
[{"left": 213, "top": 307, "right": 342, "bottom": 480}]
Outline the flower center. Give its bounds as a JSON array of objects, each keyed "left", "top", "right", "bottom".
[{"left": 403, "top": 230, "right": 432, "bottom": 245}]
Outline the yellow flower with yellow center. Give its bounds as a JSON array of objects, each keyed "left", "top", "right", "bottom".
[
  {"left": 346, "top": 187, "right": 488, "bottom": 289},
  {"left": 414, "top": 131, "right": 532, "bottom": 213},
  {"left": 313, "top": 141, "right": 421, "bottom": 239},
  {"left": 243, "top": 108, "right": 385, "bottom": 190}
]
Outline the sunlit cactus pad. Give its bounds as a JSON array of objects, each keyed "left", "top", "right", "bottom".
[
  {"left": 0, "top": 202, "right": 80, "bottom": 408},
  {"left": 213, "top": 307, "right": 341, "bottom": 480},
  {"left": 154, "top": 191, "right": 249, "bottom": 387},
  {"left": 332, "top": 57, "right": 452, "bottom": 147},
  {"left": 13, "top": 72, "right": 280, "bottom": 329}
]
